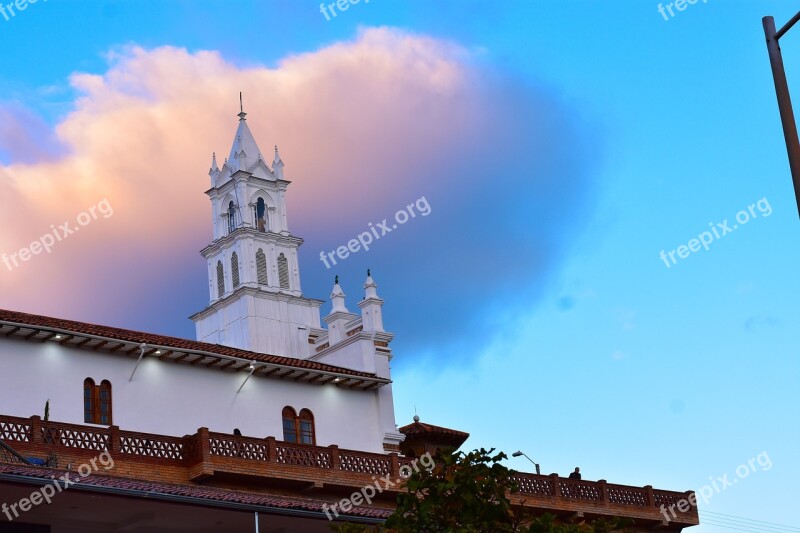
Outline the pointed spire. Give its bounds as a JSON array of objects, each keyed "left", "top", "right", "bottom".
[
  {"left": 227, "top": 95, "right": 264, "bottom": 173},
  {"left": 273, "top": 145, "right": 285, "bottom": 180},
  {"left": 364, "top": 269, "right": 379, "bottom": 299},
  {"left": 358, "top": 269, "right": 384, "bottom": 332},
  {"left": 208, "top": 152, "right": 221, "bottom": 185},
  {"left": 331, "top": 276, "right": 348, "bottom": 313}
]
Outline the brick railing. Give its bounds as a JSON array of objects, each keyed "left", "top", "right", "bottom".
[
  {"left": 0, "top": 414, "right": 402, "bottom": 481},
  {"left": 0, "top": 414, "right": 697, "bottom": 523},
  {"left": 204, "top": 431, "right": 397, "bottom": 475},
  {"left": 509, "top": 472, "right": 697, "bottom": 523}
]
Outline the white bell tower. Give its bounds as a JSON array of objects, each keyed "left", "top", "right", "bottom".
[{"left": 190, "top": 99, "right": 324, "bottom": 357}]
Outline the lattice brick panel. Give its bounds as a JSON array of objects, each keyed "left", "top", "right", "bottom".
[
  {"left": 653, "top": 491, "right": 683, "bottom": 509},
  {"left": 0, "top": 421, "right": 30, "bottom": 442},
  {"left": 209, "top": 437, "right": 267, "bottom": 461},
  {"left": 560, "top": 480, "right": 602, "bottom": 501},
  {"left": 41, "top": 427, "right": 108, "bottom": 451},
  {"left": 120, "top": 436, "right": 183, "bottom": 459},
  {"left": 276, "top": 445, "right": 332, "bottom": 468},
  {"left": 339, "top": 453, "right": 390, "bottom": 475},
  {"left": 608, "top": 486, "right": 648, "bottom": 506},
  {"left": 512, "top": 475, "right": 553, "bottom": 496}
]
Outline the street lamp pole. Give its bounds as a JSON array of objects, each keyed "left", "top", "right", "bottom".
[
  {"left": 763, "top": 12, "right": 800, "bottom": 219},
  {"left": 511, "top": 451, "right": 541, "bottom": 475}
]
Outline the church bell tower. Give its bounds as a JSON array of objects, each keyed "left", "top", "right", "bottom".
[{"left": 190, "top": 100, "right": 324, "bottom": 357}]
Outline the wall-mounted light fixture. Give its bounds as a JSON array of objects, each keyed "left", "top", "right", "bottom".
[
  {"left": 237, "top": 361, "right": 259, "bottom": 394},
  {"left": 129, "top": 343, "right": 148, "bottom": 382}
]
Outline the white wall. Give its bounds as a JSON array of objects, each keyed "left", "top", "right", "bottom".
[
  {"left": 195, "top": 292, "right": 322, "bottom": 358},
  {"left": 0, "top": 337, "right": 386, "bottom": 453}
]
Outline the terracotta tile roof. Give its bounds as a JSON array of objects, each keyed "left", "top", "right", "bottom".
[
  {"left": 0, "top": 308, "right": 382, "bottom": 381},
  {"left": 398, "top": 420, "right": 469, "bottom": 439},
  {"left": 0, "top": 462, "right": 393, "bottom": 520}
]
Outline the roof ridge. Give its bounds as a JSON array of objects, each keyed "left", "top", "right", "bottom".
[{"left": 0, "top": 308, "right": 380, "bottom": 379}]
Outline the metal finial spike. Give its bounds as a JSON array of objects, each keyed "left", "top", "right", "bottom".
[
  {"left": 335, "top": 275, "right": 339, "bottom": 285},
  {"left": 367, "top": 268, "right": 371, "bottom": 277},
  {"left": 240, "top": 92, "right": 243, "bottom": 114}
]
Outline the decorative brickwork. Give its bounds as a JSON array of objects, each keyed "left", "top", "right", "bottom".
[{"left": 0, "top": 414, "right": 698, "bottom": 528}]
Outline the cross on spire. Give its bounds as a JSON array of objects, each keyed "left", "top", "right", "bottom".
[{"left": 238, "top": 92, "right": 246, "bottom": 120}]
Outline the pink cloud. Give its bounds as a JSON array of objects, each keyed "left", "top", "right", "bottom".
[{"left": 0, "top": 28, "right": 597, "bottom": 354}]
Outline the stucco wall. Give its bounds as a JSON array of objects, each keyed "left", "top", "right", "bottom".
[{"left": 0, "top": 336, "right": 387, "bottom": 453}]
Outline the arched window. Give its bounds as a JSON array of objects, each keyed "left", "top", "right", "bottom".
[
  {"left": 228, "top": 201, "right": 236, "bottom": 234},
  {"left": 99, "top": 380, "right": 112, "bottom": 425},
  {"left": 256, "top": 249, "right": 268, "bottom": 286},
  {"left": 83, "top": 378, "right": 95, "bottom": 423},
  {"left": 84, "top": 378, "right": 112, "bottom": 425},
  {"left": 254, "top": 197, "right": 267, "bottom": 232},
  {"left": 217, "top": 261, "right": 225, "bottom": 298},
  {"left": 299, "top": 409, "right": 315, "bottom": 445},
  {"left": 231, "top": 252, "right": 240, "bottom": 289},
  {"left": 282, "top": 406, "right": 298, "bottom": 443},
  {"left": 278, "top": 253, "right": 290, "bottom": 290},
  {"left": 282, "top": 407, "right": 316, "bottom": 445}
]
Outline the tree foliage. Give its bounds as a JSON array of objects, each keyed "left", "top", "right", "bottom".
[
  {"left": 332, "top": 448, "right": 633, "bottom": 533},
  {"left": 386, "top": 448, "right": 517, "bottom": 532}
]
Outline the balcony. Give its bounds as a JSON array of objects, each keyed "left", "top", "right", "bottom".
[
  {"left": 0, "top": 414, "right": 698, "bottom": 528},
  {"left": 508, "top": 472, "right": 697, "bottom": 527},
  {"left": 0, "top": 415, "right": 403, "bottom": 494}
]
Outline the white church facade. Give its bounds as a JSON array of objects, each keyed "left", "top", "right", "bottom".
[{"left": 0, "top": 106, "right": 404, "bottom": 455}]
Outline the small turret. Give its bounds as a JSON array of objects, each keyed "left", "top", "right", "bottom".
[
  {"left": 273, "top": 145, "right": 285, "bottom": 180},
  {"left": 330, "top": 275, "right": 348, "bottom": 313},
  {"left": 358, "top": 269, "right": 384, "bottom": 332},
  {"left": 324, "top": 276, "right": 358, "bottom": 345},
  {"left": 209, "top": 152, "right": 221, "bottom": 185}
]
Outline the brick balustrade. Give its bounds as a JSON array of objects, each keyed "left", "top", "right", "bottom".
[
  {"left": 0, "top": 414, "right": 698, "bottom": 524},
  {"left": 0, "top": 414, "right": 402, "bottom": 488},
  {"left": 508, "top": 473, "right": 697, "bottom": 524}
]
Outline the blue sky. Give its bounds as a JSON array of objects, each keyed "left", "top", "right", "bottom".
[{"left": 1, "top": 1, "right": 798, "bottom": 531}]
